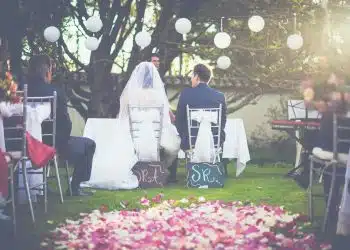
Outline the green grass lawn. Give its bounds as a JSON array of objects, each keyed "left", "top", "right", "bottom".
[{"left": 13, "top": 163, "right": 322, "bottom": 249}]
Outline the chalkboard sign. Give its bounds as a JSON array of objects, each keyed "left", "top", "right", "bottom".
[
  {"left": 132, "top": 161, "right": 169, "bottom": 188},
  {"left": 186, "top": 162, "right": 225, "bottom": 188}
]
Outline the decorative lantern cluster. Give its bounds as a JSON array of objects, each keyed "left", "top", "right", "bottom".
[
  {"left": 166, "top": 14, "right": 304, "bottom": 71},
  {"left": 84, "top": 16, "right": 103, "bottom": 51},
  {"left": 44, "top": 15, "right": 103, "bottom": 52}
]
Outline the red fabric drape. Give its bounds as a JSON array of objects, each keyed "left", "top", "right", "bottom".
[{"left": 26, "top": 132, "right": 56, "bottom": 168}]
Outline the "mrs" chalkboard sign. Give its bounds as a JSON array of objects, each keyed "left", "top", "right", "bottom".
[
  {"left": 186, "top": 162, "right": 225, "bottom": 188},
  {"left": 132, "top": 161, "right": 169, "bottom": 188}
]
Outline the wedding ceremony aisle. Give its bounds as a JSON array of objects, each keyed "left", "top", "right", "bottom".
[{"left": 11, "top": 164, "right": 330, "bottom": 250}]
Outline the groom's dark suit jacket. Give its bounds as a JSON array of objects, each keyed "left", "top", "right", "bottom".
[{"left": 175, "top": 83, "right": 227, "bottom": 151}]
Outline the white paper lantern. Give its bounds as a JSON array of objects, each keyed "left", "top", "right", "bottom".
[
  {"left": 175, "top": 18, "right": 192, "bottom": 35},
  {"left": 85, "top": 37, "right": 99, "bottom": 51},
  {"left": 217, "top": 56, "right": 231, "bottom": 70},
  {"left": 248, "top": 16, "right": 265, "bottom": 33},
  {"left": 287, "top": 34, "right": 303, "bottom": 50},
  {"left": 85, "top": 16, "right": 103, "bottom": 33},
  {"left": 214, "top": 32, "right": 231, "bottom": 49},
  {"left": 135, "top": 31, "right": 151, "bottom": 49},
  {"left": 44, "top": 26, "right": 60, "bottom": 42}
]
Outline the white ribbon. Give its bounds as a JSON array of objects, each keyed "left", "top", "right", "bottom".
[
  {"left": 191, "top": 110, "right": 218, "bottom": 163},
  {"left": 132, "top": 109, "right": 159, "bottom": 161}
]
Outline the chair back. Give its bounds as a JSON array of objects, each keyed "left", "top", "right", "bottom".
[
  {"left": 3, "top": 85, "right": 28, "bottom": 155},
  {"left": 186, "top": 104, "right": 222, "bottom": 152},
  {"left": 3, "top": 85, "right": 57, "bottom": 153},
  {"left": 128, "top": 105, "right": 163, "bottom": 161},
  {"left": 332, "top": 113, "right": 350, "bottom": 159},
  {"left": 26, "top": 92, "right": 57, "bottom": 148}
]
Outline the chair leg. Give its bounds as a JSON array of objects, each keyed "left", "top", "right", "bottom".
[
  {"left": 65, "top": 161, "right": 72, "bottom": 197},
  {"left": 43, "top": 166, "right": 48, "bottom": 213},
  {"left": 53, "top": 156, "right": 64, "bottom": 204},
  {"left": 323, "top": 165, "right": 337, "bottom": 233},
  {"left": 10, "top": 166, "right": 16, "bottom": 236},
  {"left": 46, "top": 165, "right": 51, "bottom": 178},
  {"left": 308, "top": 159, "right": 314, "bottom": 221},
  {"left": 21, "top": 160, "right": 35, "bottom": 224}
]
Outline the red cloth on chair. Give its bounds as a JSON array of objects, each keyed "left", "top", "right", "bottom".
[
  {"left": 0, "top": 149, "right": 9, "bottom": 198},
  {"left": 26, "top": 132, "right": 56, "bottom": 169}
]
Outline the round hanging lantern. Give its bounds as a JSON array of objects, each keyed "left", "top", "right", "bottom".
[
  {"left": 85, "top": 37, "right": 99, "bottom": 51},
  {"left": 175, "top": 18, "right": 192, "bottom": 35},
  {"left": 44, "top": 26, "right": 60, "bottom": 42},
  {"left": 248, "top": 15, "right": 265, "bottom": 33},
  {"left": 217, "top": 56, "right": 231, "bottom": 70},
  {"left": 287, "top": 34, "right": 303, "bottom": 50},
  {"left": 85, "top": 16, "right": 103, "bottom": 33},
  {"left": 214, "top": 32, "right": 231, "bottom": 49},
  {"left": 135, "top": 31, "right": 151, "bottom": 49}
]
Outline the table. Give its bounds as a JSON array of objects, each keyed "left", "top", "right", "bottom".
[{"left": 83, "top": 118, "right": 250, "bottom": 178}]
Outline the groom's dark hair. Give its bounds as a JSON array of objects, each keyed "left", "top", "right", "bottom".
[{"left": 193, "top": 64, "right": 211, "bottom": 83}]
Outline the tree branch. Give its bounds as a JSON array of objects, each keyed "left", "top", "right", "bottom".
[
  {"left": 107, "top": 0, "right": 133, "bottom": 47},
  {"left": 58, "top": 37, "right": 86, "bottom": 70}
]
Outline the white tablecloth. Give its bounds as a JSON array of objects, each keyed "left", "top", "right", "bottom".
[
  {"left": 0, "top": 102, "right": 51, "bottom": 204},
  {"left": 84, "top": 118, "right": 250, "bottom": 178},
  {"left": 178, "top": 118, "right": 250, "bottom": 176}
]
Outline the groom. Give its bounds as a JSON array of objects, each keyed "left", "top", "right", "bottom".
[
  {"left": 176, "top": 64, "right": 227, "bottom": 171},
  {"left": 26, "top": 55, "right": 96, "bottom": 196}
]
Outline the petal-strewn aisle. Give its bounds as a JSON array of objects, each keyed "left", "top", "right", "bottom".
[{"left": 41, "top": 196, "right": 331, "bottom": 250}]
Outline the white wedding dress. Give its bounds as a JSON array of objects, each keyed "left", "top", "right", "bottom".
[{"left": 83, "top": 62, "right": 180, "bottom": 190}]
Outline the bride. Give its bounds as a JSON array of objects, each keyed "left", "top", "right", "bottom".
[{"left": 84, "top": 62, "right": 180, "bottom": 190}]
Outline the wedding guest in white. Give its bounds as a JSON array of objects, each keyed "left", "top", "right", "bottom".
[{"left": 85, "top": 62, "right": 180, "bottom": 190}]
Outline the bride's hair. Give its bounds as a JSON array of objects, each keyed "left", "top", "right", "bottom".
[{"left": 143, "top": 64, "right": 153, "bottom": 88}]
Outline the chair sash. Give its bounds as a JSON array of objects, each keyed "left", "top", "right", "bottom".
[{"left": 191, "top": 110, "right": 217, "bottom": 163}]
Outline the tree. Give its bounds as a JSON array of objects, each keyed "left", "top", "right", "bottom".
[{"left": 2, "top": 0, "right": 350, "bottom": 119}]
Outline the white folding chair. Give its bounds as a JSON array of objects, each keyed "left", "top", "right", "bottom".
[
  {"left": 4, "top": 84, "right": 64, "bottom": 231},
  {"left": 185, "top": 104, "right": 222, "bottom": 164},
  {"left": 128, "top": 105, "right": 163, "bottom": 161},
  {"left": 26, "top": 91, "right": 64, "bottom": 207},
  {"left": 3, "top": 84, "right": 35, "bottom": 230},
  {"left": 308, "top": 113, "right": 350, "bottom": 233}
]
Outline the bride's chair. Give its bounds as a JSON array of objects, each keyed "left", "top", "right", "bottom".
[
  {"left": 128, "top": 105, "right": 168, "bottom": 188},
  {"left": 185, "top": 105, "right": 225, "bottom": 188}
]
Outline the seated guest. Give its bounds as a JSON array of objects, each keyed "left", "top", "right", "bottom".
[
  {"left": 175, "top": 64, "right": 227, "bottom": 168},
  {"left": 315, "top": 94, "right": 350, "bottom": 235},
  {"left": 26, "top": 55, "right": 96, "bottom": 196}
]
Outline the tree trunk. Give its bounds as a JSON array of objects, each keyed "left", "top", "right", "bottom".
[{"left": 87, "top": 53, "right": 114, "bottom": 118}]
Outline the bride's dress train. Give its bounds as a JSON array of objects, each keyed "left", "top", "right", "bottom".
[{"left": 82, "top": 119, "right": 139, "bottom": 190}]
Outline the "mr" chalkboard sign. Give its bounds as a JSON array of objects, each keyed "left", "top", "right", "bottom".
[
  {"left": 186, "top": 162, "right": 225, "bottom": 188},
  {"left": 132, "top": 161, "right": 169, "bottom": 188}
]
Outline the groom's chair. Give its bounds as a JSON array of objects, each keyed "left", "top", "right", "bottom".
[
  {"left": 128, "top": 105, "right": 168, "bottom": 188},
  {"left": 185, "top": 105, "right": 225, "bottom": 188},
  {"left": 185, "top": 105, "right": 222, "bottom": 163}
]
